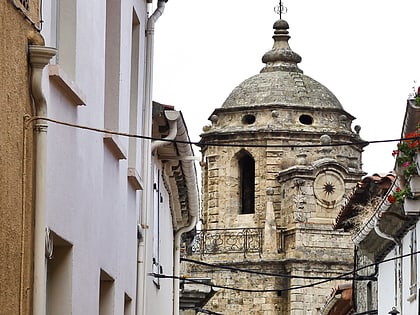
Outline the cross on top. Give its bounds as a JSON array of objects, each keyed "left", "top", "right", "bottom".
[{"left": 274, "top": 1, "right": 287, "bottom": 19}]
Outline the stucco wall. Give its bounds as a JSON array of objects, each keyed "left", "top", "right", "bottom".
[
  {"left": 39, "top": 0, "right": 148, "bottom": 312},
  {"left": 0, "top": 1, "right": 44, "bottom": 314}
]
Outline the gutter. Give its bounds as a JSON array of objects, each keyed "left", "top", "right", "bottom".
[
  {"left": 151, "top": 110, "right": 179, "bottom": 153},
  {"left": 353, "top": 179, "right": 401, "bottom": 246},
  {"left": 136, "top": 1, "right": 167, "bottom": 314},
  {"left": 28, "top": 43, "right": 56, "bottom": 315}
]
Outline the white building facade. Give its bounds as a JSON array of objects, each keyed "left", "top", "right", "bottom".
[
  {"left": 30, "top": 1, "right": 198, "bottom": 314},
  {"left": 353, "top": 99, "right": 420, "bottom": 315},
  {"left": 375, "top": 100, "right": 420, "bottom": 315}
]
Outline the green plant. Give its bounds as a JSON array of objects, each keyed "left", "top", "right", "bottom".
[
  {"left": 392, "top": 128, "right": 420, "bottom": 180},
  {"left": 388, "top": 186, "right": 412, "bottom": 204},
  {"left": 413, "top": 86, "right": 420, "bottom": 106},
  {"left": 389, "top": 124, "right": 420, "bottom": 204}
]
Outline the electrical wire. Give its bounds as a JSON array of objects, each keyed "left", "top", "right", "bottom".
[
  {"left": 151, "top": 273, "right": 280, "bottom": 293},
  {"left": 150, "top": 250, "right": 420, "bottom": 293},
  {"left": 352, "top": 311, "right": 378, "bottom": 315},
  {"left": 25, "top": 115, "right": 418, "bottom": 150},
  {"left": 181, "top": 257, "right": 359, "bottom": 280},
  {"left": 194, "top": 307, "right": 223, "bottom": 315}
]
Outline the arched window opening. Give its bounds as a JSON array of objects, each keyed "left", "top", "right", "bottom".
[{"left": 238, "top": 151, "right": 255, "bottom": 214}]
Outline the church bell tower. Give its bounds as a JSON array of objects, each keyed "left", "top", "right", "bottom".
[{"left": 188, "top": 13, "right": 366, "bottom": 315}]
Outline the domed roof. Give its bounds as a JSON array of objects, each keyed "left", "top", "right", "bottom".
[{"left": 222, "top": 19, "right": 343, "bottom": 110}]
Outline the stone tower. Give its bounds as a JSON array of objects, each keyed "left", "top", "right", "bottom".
[{"left": 187, "top": 19, "right": 366, "bottom": 314}]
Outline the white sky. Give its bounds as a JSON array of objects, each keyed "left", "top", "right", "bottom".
[{"left": 153, "top": 0, "right": 420, "bottom": 176}]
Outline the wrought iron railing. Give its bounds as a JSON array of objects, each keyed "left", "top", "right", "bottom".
[{"left": 189, "top": 228, "right": 264, "bottom": 257}]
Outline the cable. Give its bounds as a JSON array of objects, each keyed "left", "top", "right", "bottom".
[
  {"left": 25, "top": 115, "right": 418, "bottom": 150},
  {"left": 194, "top": 307, "right": 223, "bottom": 315},
  {"left": 151, "top": 250, "right": 420, "bottom": 293},
  {"left": 151, "top": 273, "right": 279, "bottom": 293},
  {"left": 181, "top": 257, "right": 359, "bottom": 280}
]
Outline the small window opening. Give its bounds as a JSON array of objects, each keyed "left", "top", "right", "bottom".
[
  {"left": 238, "top": 151, "right": 255, "bottom": 214},
  {"left": 124, "top": 293, "right": 132, "bottom": 315},
  {"left": 47, "top": 232, "right": 72, "bottom": 315},
  {"left": 99, "top": 270, "right": 115, "bottom": 315},
  {"left": 299, "top": 114, "right": 313, "bottom": 125},
  {"left": 242, "top": 114, "right": 256, "bottom": 125}
]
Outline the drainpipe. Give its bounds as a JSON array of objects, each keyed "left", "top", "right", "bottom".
[
  {"left": 353, "top": 180, "right": 401, "bottom": 246},
  {"left": 173, "top": 215, "right": 198, "bottom": 315},
  {"left": 373, "top": 180, "right": 401, "bottom": 246},
  {"left": 28, "top": 44, "right": 56, "bottom": 315},
  {"left": 151, "top": 111, "right": 179, "bottom": 153},
  {"left": 374, "top": 216, "right": 400, "bottom": 246},
  {"left": 136, "top": 1, "right": 167, "bottom": 314},
  {"left": 172, "top": 118, "right": 199, "bottom": 315}
]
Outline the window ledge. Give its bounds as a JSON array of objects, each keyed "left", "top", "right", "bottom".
[
  {"left": 49, "top": 64, "right": 87, "bottom": 106},
  {"left": 103, "top": 135, "right": 127, "bottom": 160},
  {"left": 407, "top": 292, "right": 417, "bottom": 303},
  {"left": 128, "top": 168, "right": 143, "bottom": 190}
]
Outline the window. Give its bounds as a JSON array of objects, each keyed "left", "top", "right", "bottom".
[
  {"left": 102, "top": 0, "right": 128, "bottom": 159},
  {"left": 152, "top": 168, "right": 163, "bottom": 287},
  {"left": 242, "top": 114, "right": 256, "bottom": 125},
  {"left": 52, "top": 0, "right": 77, "bottom": 80},
  {"left": 124, "top": 294, "right": 132, "bottom": 315},
  {"left": 104, "top": 0, "right": 122, "bottom": 131},
  {"left": 99, "top": 270, "right": 115, "bottom": 315},
  {"left": 366, "top": 281, "right": 373, "bottom": 311},
  {"left": 127, "top": 10, "right": 143, "bottom": 189},
  {"left": 238, "top": 150, "right": 255, "bottom": 214},
  {"left": 46, "top": 232, "right": 73, "bottom": 315},
  {"left": 299, "top": 114, "right": 313, "bottom": 125},
  {"left": 410, "top": 228, "right": 417, "bottom": 297}
]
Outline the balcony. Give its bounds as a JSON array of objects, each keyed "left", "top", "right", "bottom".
[{"left": 188, "top": 227, "right": 285, "bottom": 257}]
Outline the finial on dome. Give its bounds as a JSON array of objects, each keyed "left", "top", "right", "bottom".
[
  {"left": 274, "top": 1, "right": 287, "bottom": 20},
  {"left": 261, "top": 14, "right": 302, "bottom": 74}
]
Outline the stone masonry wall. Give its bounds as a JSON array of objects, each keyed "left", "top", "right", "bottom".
[{"left": 196, "top": 105, "right": 363, "bottom": 314}]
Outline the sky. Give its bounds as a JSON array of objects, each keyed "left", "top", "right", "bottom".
[{"left": 153, "top": 0, "right": 420, "bottom": 176}]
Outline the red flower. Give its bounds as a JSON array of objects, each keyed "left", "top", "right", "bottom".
[
  {"left": 408, "top": 140, "right": 420, "bottom": 149},
  {"left": 402, "top": 161, "right": 411, "bottom": 168},
  {"left": 395, "top": 187, "right": 401, "bottom": 192},
  {"left": 404, "top": 131, "right": 419, "bottom": 144},
  {"left": 388, "top": 195, "right": 396, "bottom": 204},
  {"left": 392, "top": 150, "right": 399, "bottom": 157}
]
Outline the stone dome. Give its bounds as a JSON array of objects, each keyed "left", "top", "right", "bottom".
[{"left": 222, "top": 19, "right": 343, "bottom": 110}]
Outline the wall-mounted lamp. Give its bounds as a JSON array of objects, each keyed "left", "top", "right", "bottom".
[{"left": 388, "top": 307, "right": 400, "bottom": 314}]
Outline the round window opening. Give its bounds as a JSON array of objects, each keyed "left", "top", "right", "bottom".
[
  {"left": 242, "top": 114, "right": 256, "bottom": 125},
  {"left": 299, "top": 114, "right": 313, "bottom": 125}
]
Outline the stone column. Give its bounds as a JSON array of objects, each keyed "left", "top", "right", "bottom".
[{"left": 263, "top": 187, "right": 278, "bottom": 257}]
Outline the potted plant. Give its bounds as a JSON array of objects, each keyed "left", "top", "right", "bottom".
[
  {"left": 390, "top": 126, "right": 420, "bottom": 211},
  {"left": 388, "top": 186, "right": 412, "bottom": 205},
  {"left": 392, "top": 127, "right": 420, "bottom": 181}
]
